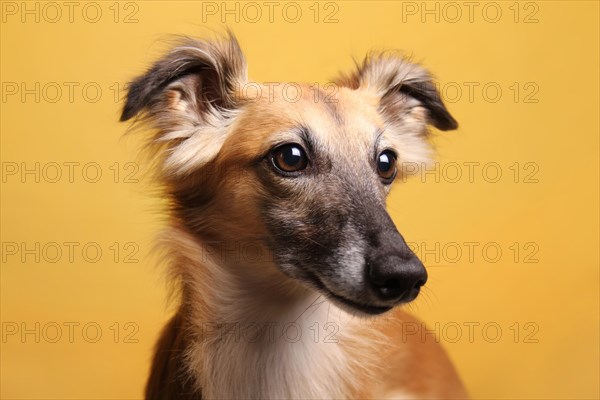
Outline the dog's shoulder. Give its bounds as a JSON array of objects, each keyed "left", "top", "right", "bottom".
[{"left": 145, "top": 309, "right": 201, "bottom": 400}]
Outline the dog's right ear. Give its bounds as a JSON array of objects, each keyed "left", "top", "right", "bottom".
[{"left": 120, "top": 33, "right": 247, "bottom": 174}]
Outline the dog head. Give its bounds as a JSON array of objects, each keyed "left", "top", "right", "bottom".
[{"left": 121, "top": 34, "right": 457, "bottom": 315}]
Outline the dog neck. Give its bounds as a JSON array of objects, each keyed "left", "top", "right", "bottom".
[{"left": 167, "top": 227, "right": 378, "bottom": 399}]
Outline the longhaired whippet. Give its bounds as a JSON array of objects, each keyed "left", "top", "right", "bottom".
[{"left": 121, "top": 32, "right": 467, "bottom": 399}]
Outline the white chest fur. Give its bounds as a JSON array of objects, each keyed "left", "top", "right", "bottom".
[{"left": 191, "top": 296, "right": 368, "bottom": 399}]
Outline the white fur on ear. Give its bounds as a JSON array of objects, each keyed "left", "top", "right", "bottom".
[
  {"left": 151, "top": 75, "right": 241, "bottom": 175},
  {"left": 121, "top": 33, "right": 247, "bottom": 176},
  {"left": 338, "top": 52, "right": 458, "bottom": 131}
]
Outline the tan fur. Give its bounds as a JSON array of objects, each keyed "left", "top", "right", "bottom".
[
  {"left": 157, "top": 227, "right": 468, "bottom": 399},
  {"left": 122, "top": 33, "right": 466, "bottom": 399}
]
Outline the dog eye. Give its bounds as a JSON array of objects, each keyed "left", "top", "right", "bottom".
[
  {"left": 377, "top": 150, "right": 397, "bottom": 182},
  {"left": 271, "top": 144, "right": 308, "bottom": 174}
]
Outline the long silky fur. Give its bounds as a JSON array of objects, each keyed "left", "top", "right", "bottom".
[{"left": 121, "top": 32, "right": 464, "bottom": 400}]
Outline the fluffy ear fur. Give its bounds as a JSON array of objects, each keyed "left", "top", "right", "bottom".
[
  {"left": 120, "top": 33, "right": 247, "bottom": 175},
  {"left": 337, "top": 52, "right": 458, "bottom": 131}
]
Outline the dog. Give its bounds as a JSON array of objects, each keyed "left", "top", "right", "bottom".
[{"left": 121, "top": 32, "right": 467, "bottom": 399}]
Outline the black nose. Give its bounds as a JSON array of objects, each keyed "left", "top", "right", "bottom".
[{"left": 368, "top": 255, "right": 428, "bottom": 303}]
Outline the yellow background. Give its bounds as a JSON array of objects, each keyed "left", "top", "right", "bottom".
[{"left": 1, "top": 1, "right": 598, "bottom": 399}]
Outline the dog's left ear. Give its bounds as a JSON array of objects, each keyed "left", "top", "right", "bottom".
[{"left": 337, "top": 53, "right": 458, "bottom": 131}]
